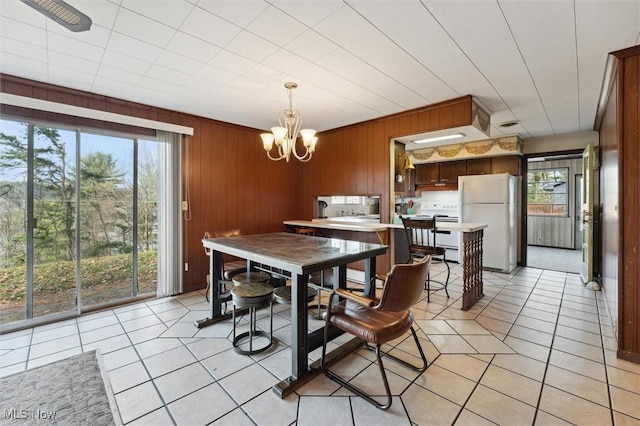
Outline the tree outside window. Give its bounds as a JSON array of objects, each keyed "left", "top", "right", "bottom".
[{"left": 527, "top": 168, "right": 569, "bottom": 216}]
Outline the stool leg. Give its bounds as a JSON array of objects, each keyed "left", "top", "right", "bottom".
[
  {"left": 249, "top": 307, "right": 254, "bottom": 354},
  {"left": 232, "top": 304, "right": 237, "bottom": 342}
]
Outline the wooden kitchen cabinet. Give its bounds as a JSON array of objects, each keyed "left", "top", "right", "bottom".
[
  {"left": 466, "top": 157, "right": 492, "bottom": 175},
  {"left": 438, "top": 160, "right": 467, "bottom": 183},
  {"left": 491, "top": 155, "right": 520, "bottom": 175},
  {"left": 415, "top": 163, "right": 439, "bottom": 184}
]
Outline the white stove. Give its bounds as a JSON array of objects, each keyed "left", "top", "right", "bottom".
[
  {"left": 418, "top": 201, "right": 459, "bottom": 221},
  {"left": 417, "top": 201, "right": 460, "bottom": 262}
]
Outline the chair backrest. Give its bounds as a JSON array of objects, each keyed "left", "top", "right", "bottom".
[
  {"left": 203, "top": 229, "right": 241, "bottom": 256},
  {"left": 375, "top": 255, "right": 430, "bottom": 312},
  {"left": 400, "top": 216, "right": 438, "bottom": 248},
  {"left": 295, "top": 227, "right": 316, "bottom": 236}
]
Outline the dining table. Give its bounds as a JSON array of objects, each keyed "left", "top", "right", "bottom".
[{"left": 199, "top": 232, "right": 388, "bottom": 398}]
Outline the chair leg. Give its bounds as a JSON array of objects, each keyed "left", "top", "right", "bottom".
[
  {"left": 443, "top": 259, "right": 450, "bottom": 298},
  {"left": 321, "top": 325, "right": 428, "bottom": 410}
]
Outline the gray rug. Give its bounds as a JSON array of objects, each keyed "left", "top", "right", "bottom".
[{"left": 0, "top": 350, "right": 121, "bottom": 425}]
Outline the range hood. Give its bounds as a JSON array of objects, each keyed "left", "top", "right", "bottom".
[{"left": 397, "top": 98, "right": 491, "bottom": 152}]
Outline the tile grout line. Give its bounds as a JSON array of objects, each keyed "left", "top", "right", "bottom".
[{"left": 594, "top": 289, "right": 616, "bottom": 425}]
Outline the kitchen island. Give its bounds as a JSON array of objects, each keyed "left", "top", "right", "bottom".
[{"left": 284, "top": 219, "right": 487, "bottom": 310}]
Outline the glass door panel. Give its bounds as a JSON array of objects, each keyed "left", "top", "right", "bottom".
[
  {"left": 0, "top": 120, "right": 28, "bottom": 324},
  {"left": 79, "top": 133, "right": 135, "bottom": 307},
  {"left": 32, "top": 126, "right": 78, "bottom": 317},
  {"left": 0, "top": 121, "right": 79, "bottom": 325}
]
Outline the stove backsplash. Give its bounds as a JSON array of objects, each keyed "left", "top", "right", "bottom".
[{"left": 398, "top": 190, "right": 459, "bottom": 216}]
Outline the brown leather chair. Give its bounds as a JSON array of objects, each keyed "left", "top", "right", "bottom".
[
  {"left": 203, "top": 229, "right": 247, "bottom": 304},
  {"left": 400, "top": 216, "right": 450, "bottom": 302},
  {"left": 320, "top": 255, "right": 431, "bottom": 410}
]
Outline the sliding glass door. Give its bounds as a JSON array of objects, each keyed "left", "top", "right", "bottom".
[
  {"left": 0, "top": 119, "right": 167, "bottom": 328},
  {"left": 0, "top": 122, "right": 78, "bottom": 323}
]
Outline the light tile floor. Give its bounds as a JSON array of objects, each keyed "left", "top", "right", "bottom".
[
  {"left": 527, "top": 245, "right": 582, "bottom": 274},
  {"left": 1, "top": 263, "right": 639, "bottom": 425}
]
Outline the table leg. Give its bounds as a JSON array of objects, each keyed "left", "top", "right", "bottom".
[
  {"left": 195, "top": 250, "right": 234, "bottom": 328},
  {"left": 363, "top": 256, "right": 377, "bottom": 297}
]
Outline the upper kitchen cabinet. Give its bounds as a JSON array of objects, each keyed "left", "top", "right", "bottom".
[
  {"left": 415, "top": 162, "right": 439, "bottom": 185},
  {"left": 439, "top": 160, "right": 467, "bottom": 183},
  {"left": 466, "top": 157, "right": 492, "bottom": 175},
  {"left": 415, "top": 160, "right": 465, "bottom": 189},
  {"left": 467, "top": 156, "right": 521, "bottom": 176},
  {"left": 491, "top": 155, "right": 520, "bottom": 175}
]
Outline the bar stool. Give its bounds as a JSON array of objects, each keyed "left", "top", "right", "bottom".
[
  {"left": 232, "top": 271, "right": 271, "bottom": 287},
  {"left": 273, "top": 284, "right": 318, "bottom": 314},
  {"left": 230, "top": 280, "right": 274, "bottom": 355}
]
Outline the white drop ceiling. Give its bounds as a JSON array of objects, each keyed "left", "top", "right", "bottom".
[{"left": 1, "top": 1, "right": 639, "bottom": 145}]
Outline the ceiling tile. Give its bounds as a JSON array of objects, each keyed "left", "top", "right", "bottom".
[
  {"left": 107, "top": 32, "right": 162, "bottom": 63},
  {"left": 246, "top": 5, "right": 308, "bottom": 46},
  {"left": 195, "top": 0, "right": 269, "bottom": 28},
  {"left": 193, "top": 64, "right": 238, "bottom": 85},
  {"left": 179, "top": 8, "right": 242, "bottom": 48},
  {"left": 165, "top": 31, "right": 221, "bottom": 63},
  {"left": 101, "top": 49, "right": 152, "bottom": 75},
  {"left": 225, "top": 31, "right": 279, "bottom": 63},
  {"left": 284, "top": 30, "right": 339, "bottom": 62},
  {"left": 113, "top": 8, "right": 176, "bottom": 48},
  {"left": 1, "top": 17, "right": 47, "bottom": 48},
  {"left": 260, "top": 49, "right": 311, "bottom": 76},
  {"left": 0, "top": 52, "right": 48, "bottom": 82},
  {"left": 312, "top": 5, "right": 373, "bottom": 47},
  {"left": 154, "top": 50, "right": 204, "bottom": 76},
  {"left": 208, "top": 50, "right": 256, "bottom": 75},
  {"left": 91, "top": 76, "right": 136, "bottom": 99},
  {"left": 0, "top": 38, "right": 47, "bottom": 64},
  {"left": 96, "top": 64, "right": 144, "bottom": 86},
  {"left": 48, "top": 50, "right": 100, "bottom": 75},
  {"left": 47, "top": 32, "right": 105, "bottom": 64},
  {"left": 120, "top": 0, "right": 194, "bottom": 28},
  {"left": 273, "top": 0, "right": 343, "bottom": 28}
]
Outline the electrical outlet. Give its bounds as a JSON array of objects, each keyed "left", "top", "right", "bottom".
[
  {"left": 182, "top": 201, "right": 188, "bottom": 211},
  {"left": 184, "top": 263, "right": 189, "bottom": 271}
]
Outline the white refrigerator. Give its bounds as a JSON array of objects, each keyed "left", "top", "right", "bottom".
[{"left": 458, "top": 173, "right": 517, "bottom": 273}]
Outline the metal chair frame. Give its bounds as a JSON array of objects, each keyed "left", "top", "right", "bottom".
[
  {"left": 320, "top": 256, "right": 431, "bottom": 410},
  {"left": 400, "top": 216, "right": 451, "bottom": 302}
]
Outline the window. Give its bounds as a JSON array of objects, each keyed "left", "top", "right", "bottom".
[
  {"left": 330, "top": 196, "right": 363, "bottom": 205},
  {"left": 527, "top": 168, "right": 569, "bottom": 216},
  {"left": 0, "top": 119, "right": 180, "bottom": 328}
]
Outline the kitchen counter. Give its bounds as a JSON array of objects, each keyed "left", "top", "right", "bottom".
[
  {"left": 283, "top": 219, "right": 389, "bottom": 244},
  {"left": 283, "top": 218, "right": 487, "bottom": 311},
  {"left": 285, "top": 218, "right": 486, "bottom": 233}
]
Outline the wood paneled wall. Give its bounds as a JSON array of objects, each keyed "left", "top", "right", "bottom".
[
  {"left": 527, "top": 158, "right": 582, "bottom": 248},
  {"left": 0, "top": 74, "right": 299, "bottom": 293},
  {"left": 0, "top": 75, "right": 476, "bottom": 293},
  {"left": 297, "top": 96, "right": 474, "bottom": 274},
  {"left": 598, "top": 45, "right": 640, "bottom": 363}
]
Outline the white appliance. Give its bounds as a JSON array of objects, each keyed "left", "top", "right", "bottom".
[
  {"left": 458, "top": 173, "right": 517, "bottom": 273},
  {"left": 417, "top": 195, "right": 460, "bottom": 262}
]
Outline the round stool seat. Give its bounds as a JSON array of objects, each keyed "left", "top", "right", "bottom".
[
  {"left": 231, "top": 282, "right": 273, "bottom": 308},
  {"left": 231, "top": 282, "right": 274, "bottom": 355},
  {"left": 232, "top": 271, "right": 271, "bottom": 286},
  {"left": 273, "top": 286, "right": 317, "bottom": 305}
]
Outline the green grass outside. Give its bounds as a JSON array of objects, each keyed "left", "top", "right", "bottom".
[{"left": 0, "top": 250, "right": 158, "bottom": 301}]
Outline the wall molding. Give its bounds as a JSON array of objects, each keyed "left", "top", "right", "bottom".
[{"left": 0, "top": 92, "right": 194, "bottom": 135}]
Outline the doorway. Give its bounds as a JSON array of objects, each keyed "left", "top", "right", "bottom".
[{"left": 525, "top": 153, "right": 583, "bottom": 274}]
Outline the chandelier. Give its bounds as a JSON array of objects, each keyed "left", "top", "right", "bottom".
[{"left": 260, "top": 82, "right": 318, "bottom": 162}]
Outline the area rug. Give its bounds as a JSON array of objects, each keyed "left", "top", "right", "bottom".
[{"left": 0, "top": 350, "right": 121, "bottom": 425}]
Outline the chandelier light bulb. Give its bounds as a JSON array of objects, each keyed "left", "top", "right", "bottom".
[{"left": 262, "top": 82, "right": 318, "bottom": 162}]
